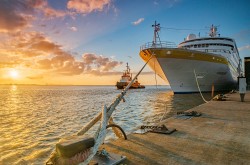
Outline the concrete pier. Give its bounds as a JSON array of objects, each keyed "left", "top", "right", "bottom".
[{"left": 102, "top": 92, "right": 250, "bottom": 164}]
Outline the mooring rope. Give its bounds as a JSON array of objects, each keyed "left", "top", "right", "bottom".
[
  {"left": 154, "top": 58, "right": 158, "bottom": 89},
  {"left": 46, "top": 56, "right": 154, "bottom": 165},
  {"left": 194, "top": 69, "right": 209, "bottom": 103}
]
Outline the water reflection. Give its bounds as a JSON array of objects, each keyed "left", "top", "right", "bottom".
[{"left": 0, "top": 85, "right": 208, "bottom": 164}]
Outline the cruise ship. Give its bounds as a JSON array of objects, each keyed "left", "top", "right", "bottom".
[{"left": 140, "top": 22, "right": 242, "bottom": 93}]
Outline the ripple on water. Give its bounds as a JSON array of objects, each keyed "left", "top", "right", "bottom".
[{"left": 0, "top": 85, "right": 208, "bottom": 164}]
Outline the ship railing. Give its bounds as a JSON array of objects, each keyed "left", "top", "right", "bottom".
[{"left": 140, "top": 41, "right": 177, "bottom": 50}]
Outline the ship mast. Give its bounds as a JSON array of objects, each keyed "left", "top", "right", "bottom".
[
  {"left": 126, "top": 62, "right": 130, "bottom": 74},
  {"left": 152, "top": 21, "right": 161, "bottom": 46},
  {"left": 209, "top": 24, "right": 218, "bottom": 37}
]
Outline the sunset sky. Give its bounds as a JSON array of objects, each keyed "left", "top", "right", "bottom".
[{"left": 0, "top": 0, "right": 249, "bottom": 85}]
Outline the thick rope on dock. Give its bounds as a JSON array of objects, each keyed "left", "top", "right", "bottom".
[
  {"left": 46, "top": 56, "right": 154, "bottom": 165},
  {"left": 194, "top": 69, "right": 209, "bottom": 103}
]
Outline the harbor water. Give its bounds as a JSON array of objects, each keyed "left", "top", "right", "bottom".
[{"left": 0, "top": 85, "right": 211, "bottom": 164}]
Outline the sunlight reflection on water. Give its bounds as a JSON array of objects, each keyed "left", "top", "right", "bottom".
[{"left": 0, "top": 85, "right": 210, "bottom": 164}]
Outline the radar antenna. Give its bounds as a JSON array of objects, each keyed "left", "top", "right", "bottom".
[{"left": 209, "top": 24, "right": 219, "bottom": 37}]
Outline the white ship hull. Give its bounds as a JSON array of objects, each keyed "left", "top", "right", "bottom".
[
  {"left": 140, "top": 48, "right": 238, "bottom": 93},
  {"left": 140, "top": 23, "right": 242, "bottom": 94}
]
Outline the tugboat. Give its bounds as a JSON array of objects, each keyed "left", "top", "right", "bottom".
[{"left": 116, "top": 63, "right": 145, "bottom": 89}]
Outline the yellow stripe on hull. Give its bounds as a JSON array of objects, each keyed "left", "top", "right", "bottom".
[
  {"left": 139, "top": 47, "right": 238, "bottom": 93},
  {"left": 140, "top": 48, "right": 228, "bottom": 65}
]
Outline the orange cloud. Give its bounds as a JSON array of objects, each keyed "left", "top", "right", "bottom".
[
  {"left": 1, "top": 30, "right": 122, "bottom": 76},
  {"left": 28, "top": 0, "right": 68, "bottom": 18},
  {"left": 88, "top": 70, "right": 122, "bottom": 76},
  {"left": 35, "top": 52, "right": 122, "bottom": 76},
  {"left": 0, "top": 0, "right": 123, "bottom": 85},
  {"left": 82, "top": 53, "right": 122, "bottom": 72},
  {"left": 67, "top": 0, "right": 111, "bottom": 14},
  {"left": 31, "top": 40, "right": 61, "bottom": 53},
  {"left": 0, "top": 21, "right": 123, "bottom": 85},
  {"left": 37, "top": 59, "right": 52, "bottom": 69},
  {"left": 36, "top": 55, "right": 85, "bottom": 76},
  {"left": 0, "top": 0, "right": 68, "bottom": 34},
  {"left": 0, "top": 51, "right": 24, "bottom": 68}
]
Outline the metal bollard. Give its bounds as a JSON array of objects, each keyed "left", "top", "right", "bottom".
[{"left": 238, "top": 77, "right": 247, "bottom": 102}]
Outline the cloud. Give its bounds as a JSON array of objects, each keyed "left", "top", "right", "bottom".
[
  {"left": 0, "top": 28, "right": 122, "bottom": 77},
  {"left": 67, "top": 0, "right": 111, "bottom": 14},
  {"left": 88, "top": 70, "right": 122, "bottom": 76},
  {"left": 239, "top": 45, "right": 250, "bottom": 51},
  {"left": 0, "top": 0, "right": 69, "bottom": 33},
  {"left": 28, "top": 0, "right": 68, "bottom": 18},
  {"left": 36, "top": 53, "right": 122, "bottom": 76},
  {"left": 37, "top": 54, "right": 85, "bottom": 76},
  {"left": 43, "top": 7, "right": 68, "bottom": 18},
  {"left": 0, "top": 60, "right": 22, "bottom": 69},
  {"left": 6, "top": 31, "right": 63, "bottom": 57},
  {"left": 82, "top": 53, "right": 123, "bottom": 72},
  {"left": 0, "top": 0, "right": 115, "bottom": 33},
  {"left": 70, "top": 26, "right": 78, "bottom": 32},
  {"left": 0, "top": 48, "right": 25, "bottom": 68},
  {"left": 132, "top": 18, "right": 144, "bottom": 26},
  {"left": 0, "top": 0, "right": 34, "bottom": 33},
  {"left": 0, "top": 31, "right": 84, "bottom": 75}
]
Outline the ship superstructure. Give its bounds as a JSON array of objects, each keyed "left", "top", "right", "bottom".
[{"left": 116, "top": 63, "right": 145, "bottom": 89}]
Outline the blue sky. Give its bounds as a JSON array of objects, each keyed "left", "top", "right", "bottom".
[{"left": 0, "top": 0, "right": 249, "bottom": 85}]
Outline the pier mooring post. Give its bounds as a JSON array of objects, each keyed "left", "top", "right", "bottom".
[
  {"left": 239, "top": 76, "right": 247, "bottom": 102},
  {"left": 211, "top": 84, "right": 214, "bottom": 98}
]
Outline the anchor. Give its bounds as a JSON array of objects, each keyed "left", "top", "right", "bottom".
[{"left": 46, "top": 57, "right": 153, "bottom": 165}]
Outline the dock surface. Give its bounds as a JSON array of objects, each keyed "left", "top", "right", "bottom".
[{"left": 102, "top": 92, "right": 250, "bottom": 165}]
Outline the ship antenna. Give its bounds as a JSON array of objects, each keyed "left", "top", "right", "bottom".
[
  {"left": 209, "top": 24, "right": 218, "bottom": 37},
  {"left": 152, "top": 21, "right": 161, "bottom": 46},
  {"left": 126, "top": 62, "right": 130, "bottom": 74}
]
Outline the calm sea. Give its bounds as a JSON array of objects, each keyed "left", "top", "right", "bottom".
[{"left": 0, "top": 85, "right": 211, "bottom": 164}]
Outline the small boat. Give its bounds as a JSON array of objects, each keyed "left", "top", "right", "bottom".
[{"left": 116, "top": 63, "right": 145, "bottom": 89}]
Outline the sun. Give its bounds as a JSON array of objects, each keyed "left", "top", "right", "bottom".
[{"left": 9, "top": 69, "right": 19, "bottom": 79}]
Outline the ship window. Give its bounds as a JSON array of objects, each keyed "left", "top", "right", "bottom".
[
  {"left": 194, "top": 45, "right": 197, "bottom": 48},
  {"left": 198, "top": 44, "right": 201, "bottom": 48}
]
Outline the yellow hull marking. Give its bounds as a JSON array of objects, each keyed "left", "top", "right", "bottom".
[{"left": 140, "top": 48, "right": 228, "bottom": 65}]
